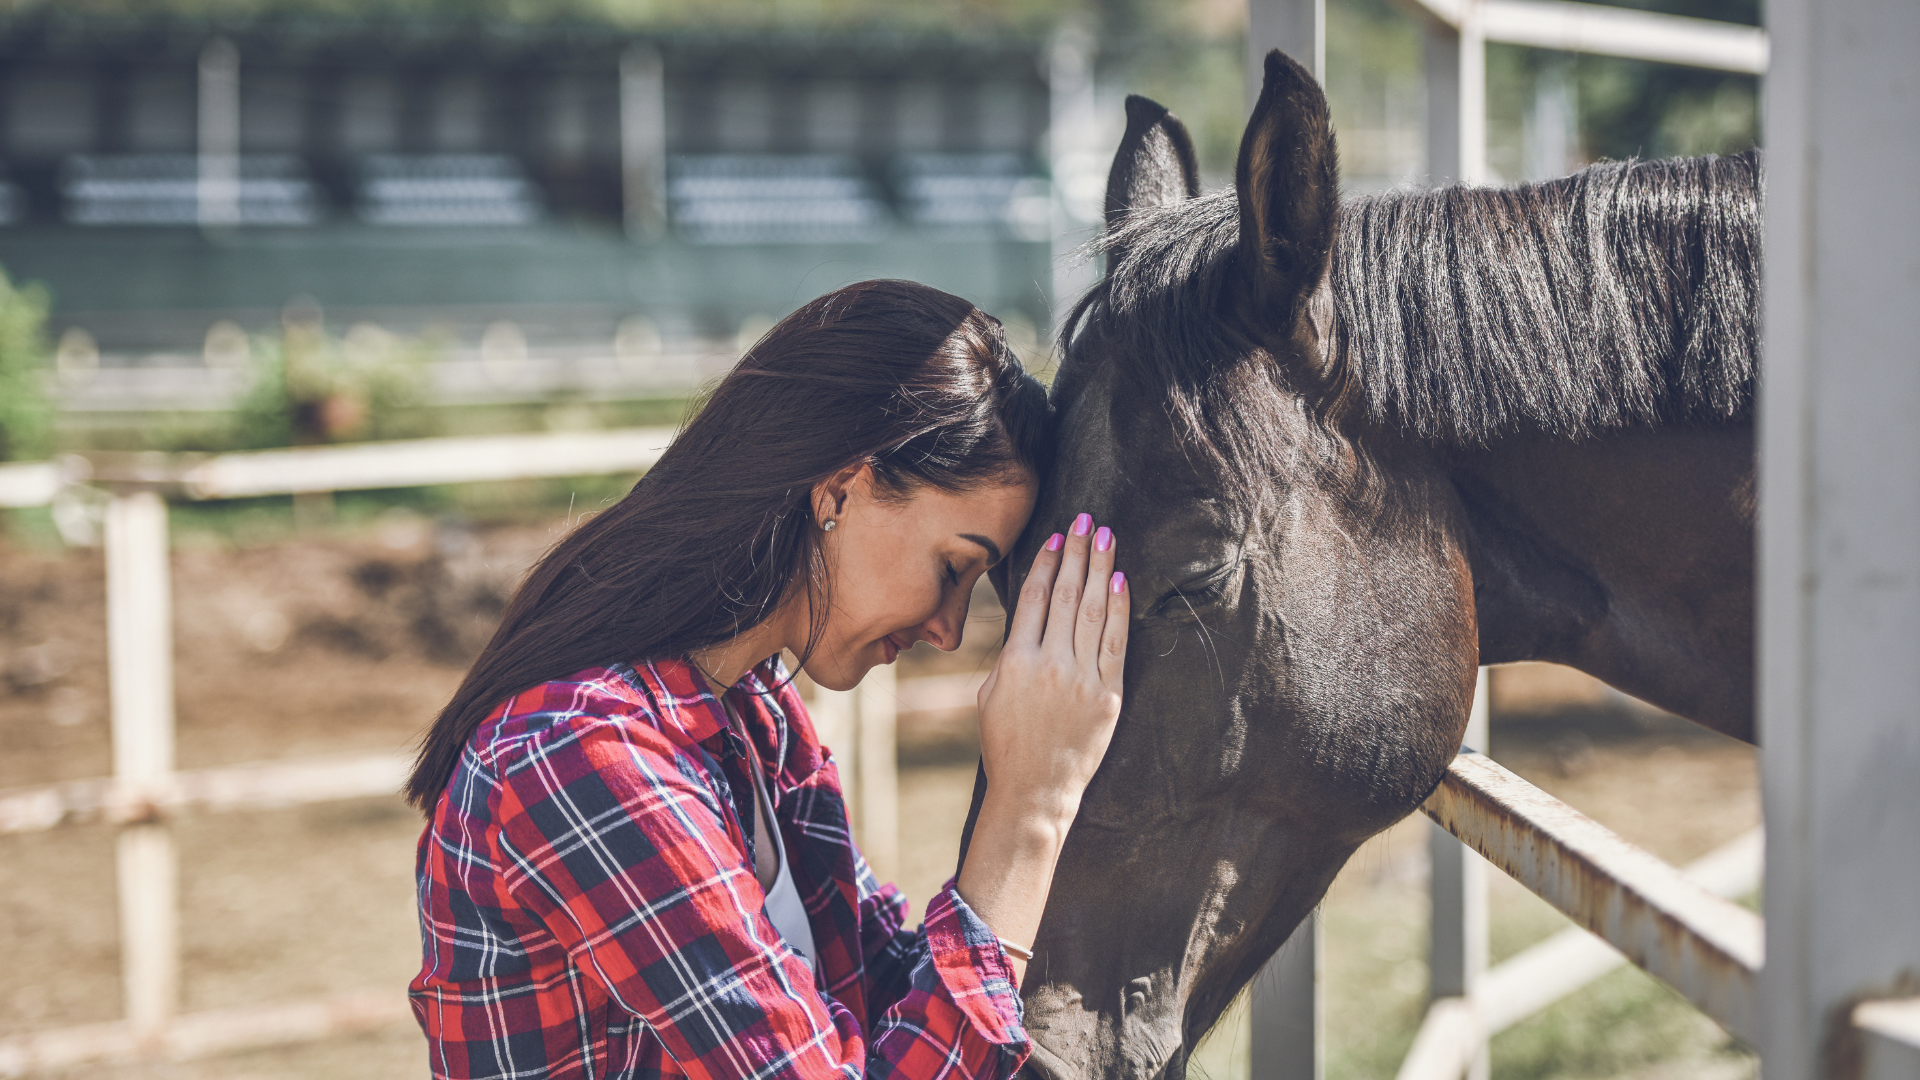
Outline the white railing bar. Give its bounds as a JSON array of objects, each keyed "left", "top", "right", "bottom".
[
  {"left": 1423, "top": 752, "right": 1763, "bottom": 1044},
  {"left": 0, "top": 461, "right": 62, "bottom": 508},
  {"left": 177, "top": 427, "right": 679, "bottom": 499},
  {"left": 1854, "top": 997, "right": 1920, "bottom": 1077},
  {"left": 0, "top": 751, "right": 412, "bottom": 834},
  {"left": 0, "top": 987, "right": 412, "bottom": 1077},
  {"left": 1396, "top": 826, "right": 1763, "bottom": 1080},
  {"left": 1392, "top": 0, "right": 1766, "bottom": 74},
  {"left": 0, "top": 673, "right": 989, "bottom": 837}
]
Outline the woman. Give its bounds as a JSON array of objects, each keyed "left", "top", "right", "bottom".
[{"left": 405, "top": 280, "right": 1128, "bottom": 1080}]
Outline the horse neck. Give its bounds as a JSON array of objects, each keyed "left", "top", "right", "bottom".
[{"left": 1446, "top": 423, "right": 1755, "bottom": 742}]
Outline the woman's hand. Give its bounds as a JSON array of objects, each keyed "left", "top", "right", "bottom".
[
  {"left": 956, "top": 513, "right": 1128, "bottom": 978},
  {"left": 975, "top": 512, "right": 1129, "bottom": 829}
]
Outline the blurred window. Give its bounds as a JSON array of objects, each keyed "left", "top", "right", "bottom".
[
  {"left": 59, "top": 154, "right": 320, "bottom": 226},
  {"left": 669, "top": 154, "right": 886, "bottom": 244},
  {"left": 895, "top": 153, "right": 1038, "bottom": 232},
  {"left": 355, "top": 154, "right": 543, "bottom": 226}
]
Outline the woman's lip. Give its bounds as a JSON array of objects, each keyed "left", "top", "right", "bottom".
[{"left": 881, "top": 634, "right": 907, "bottom": 664}]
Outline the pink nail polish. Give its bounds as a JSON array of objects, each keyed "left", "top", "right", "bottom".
[
  {"left": 1072, "top": 513, "right": 1092, "bottom": 536},
  {"left": 1045, "top": 533, "right": 1064, "bottom": 552},
  {"left": 1094, "top": 526, "right": 1112, "bottom": 552},
  {"left": 1111, "top": 572, "right": 1126, "bottom": 594}
]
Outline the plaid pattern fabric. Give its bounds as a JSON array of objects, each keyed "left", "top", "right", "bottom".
[{"left": 412, "top": 656, "right": 1029, "bottom": 1080}]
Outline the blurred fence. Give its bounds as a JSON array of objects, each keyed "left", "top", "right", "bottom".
[{"left": 0, "top": 429, "right": 973, "bottom": 1075}]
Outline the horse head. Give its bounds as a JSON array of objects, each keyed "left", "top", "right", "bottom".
[{"left": 987, "top": 52, "right": 1481, "bottom": 1080}]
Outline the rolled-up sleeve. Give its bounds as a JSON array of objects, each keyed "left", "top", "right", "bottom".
[{"left": 491, "top": 716, "right": 1029, "bottom": 1080}]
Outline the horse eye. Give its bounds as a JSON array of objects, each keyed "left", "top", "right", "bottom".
[{"left": 1149, "top": 565, "right": 1234, "bottom": 618}]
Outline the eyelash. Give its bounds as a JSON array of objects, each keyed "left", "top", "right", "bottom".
[{"left": 944, "top": 562, "right": 961, "bottom": 587}]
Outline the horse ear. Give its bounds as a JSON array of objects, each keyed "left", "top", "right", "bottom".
[
  {"left": 1235, "top": 50, "right": 1339, "bottom": 336},
  {"left": 1106, "top": 95, "right": 1201, "bottom": 233}
]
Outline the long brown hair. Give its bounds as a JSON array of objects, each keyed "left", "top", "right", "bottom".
[{"left": 405, "top": 279, "right": 1051, "bottom": 811}]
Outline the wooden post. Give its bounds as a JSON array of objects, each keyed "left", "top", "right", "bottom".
[
  {"left": 620, "top": 45, "right": 666, "bottom": 240},
  {"left": 105, "top": 491, "right": 179, "bottom": 1042},
  {"left": 1246, "top": 4, "right": 1323, "bottom": 1077},
  {"left": 1758, "top": 0, "right": 1920, "bottom": 1074},
  {"left": 1428, "top": 669, "right": 1491, "bottom": 1080}
]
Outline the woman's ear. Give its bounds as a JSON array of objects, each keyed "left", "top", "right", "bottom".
[{"left": 813, "top": 461, "right": 871, "bottom": 525}]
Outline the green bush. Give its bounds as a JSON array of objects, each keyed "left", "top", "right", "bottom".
[
  {"left": 0, "top": 267, "right": 52, "bottom": 463},
  {"left": 230, "top": 318, "right": 440, "bottom": 449}
]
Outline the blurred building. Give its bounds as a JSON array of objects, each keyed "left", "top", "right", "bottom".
[{"left": 0, "top": 11, "right": 1056, "bottom": 419}]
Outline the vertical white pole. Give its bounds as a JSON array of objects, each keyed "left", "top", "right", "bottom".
[
  {"left": 1246, "top": 0, "right": 1325, "bottom": 110},
  {"left": 855, "top": 663, "right": 899, "bottom": 885},
  {"left": 1428, "top": 669, "right": 1490, "bottom": 1080},
  {"left": 620, "top": 45, "right": 667, "bottom": 240},
  {"left": 1251, "top": 914, "right": 1322, "bottom": 1080},
  {"left": 1245, "top": 4, "right": 1323, "bottom": 1077},
  {"left": 1420, "top": 2, "right": 1484, "bottom": 187},
  {"left": 1759, "top": 0, "right": 1920, "bottom": 1076},
  {"left": 1422, "top": 17, "right": 1462, "bottom": 185},
  {"left": 810, "top": 684, "right": 859, "bottom": 829},
  {"left": 105, "top": 491, "right": 179, "bottom": 1042},
  {"left": 1047, "top": 23, "right": 1099, "bottom": 341},
  {"left": 197, "top": 37, "right": 241, "bottom": 228},
  {"left": 1456, "top": 1, "right": 1487, "bottom": 186}
]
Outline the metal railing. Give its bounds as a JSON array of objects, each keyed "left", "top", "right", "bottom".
[{"left": 0, "top": 429, "right": 970, "bottom": 1076}]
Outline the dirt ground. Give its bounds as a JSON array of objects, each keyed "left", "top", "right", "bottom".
[{"left": 0, "top": 517, "right": 1757, "bottom": 1079}]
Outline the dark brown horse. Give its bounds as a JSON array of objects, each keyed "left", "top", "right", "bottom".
[{"left": 970, "top": 51, "right": 1759, "bottom": 1080}]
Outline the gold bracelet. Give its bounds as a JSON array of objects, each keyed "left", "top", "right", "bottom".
[{"left": 997, "top": 937, "right": 1033, "bottom": 962}]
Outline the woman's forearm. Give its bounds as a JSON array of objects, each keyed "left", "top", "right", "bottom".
[{"left": 954, "top": 788, "right": 1077, "bottom": 985}]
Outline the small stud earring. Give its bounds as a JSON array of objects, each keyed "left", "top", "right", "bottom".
[{"left": 822, "top": 519, "right": 837, "bottom": 532}]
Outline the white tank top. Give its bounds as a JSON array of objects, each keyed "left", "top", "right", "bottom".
[
  {"left": 747, "top": 758, "right": 818, "bottom": 966},
  {"left": 724, "top": 699, "right": 817, "bottom": 968}
]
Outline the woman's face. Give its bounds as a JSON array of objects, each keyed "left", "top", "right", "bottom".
[{"left": 803, "top": 470, "right": 1036, "bottom": 691}]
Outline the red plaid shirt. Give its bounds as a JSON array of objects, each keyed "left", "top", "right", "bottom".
[{"left": 411, "top": 657, "right": 1030, "bottom": 1080}]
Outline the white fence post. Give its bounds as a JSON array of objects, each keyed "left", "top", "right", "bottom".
[
  {"left": 1427, "top": 669, "right": 1490, "bottom": 1080},
  {"left": 1245, "top": 3, "right": 1325, "bottom": 1076},
  {"left": 1758, "top": 0, "right": 1920, "bottom": 1075},
  {"left": 855, "top": 663, "right": 899, "bottom": 885},
  {"left": 105, "top": 491, "right": 179, "bottom": 1042},
  {"left": 808, "top": 670, "right": 898, "bottom": 884}
]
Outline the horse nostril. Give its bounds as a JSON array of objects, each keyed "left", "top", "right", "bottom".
[{"left": 1125, "top": 976, "right": 1151, "bottom": 1013}]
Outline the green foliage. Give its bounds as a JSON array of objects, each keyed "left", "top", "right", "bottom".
[
  {"left": 0, "top": 267, "right": 52, "bottom": 463},
  {"left": 230, "top": 319, "right": 440, "bottom": 450}
]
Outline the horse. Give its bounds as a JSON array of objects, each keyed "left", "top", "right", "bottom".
[{"left": 970, "top": 50, "right": 1760, "bottom": 1080}]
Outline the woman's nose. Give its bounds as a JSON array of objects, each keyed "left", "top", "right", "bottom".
[{"left": 919, "top": 606, "right": 966, "bottom": 652}]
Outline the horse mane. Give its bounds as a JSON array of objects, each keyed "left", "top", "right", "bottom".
[
  {"left": 1062, "top": 150, "right": 1761, "bottom": 473},
  {"left": 1332, "top": 150, "right": 1760, "bottom": 444}
]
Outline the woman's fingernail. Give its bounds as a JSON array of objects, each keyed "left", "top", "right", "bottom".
[
  {"left": 1111, "top": 572, "right": 1127, "bottom": 594},
  {"left": 1073, "top": 513, "right": 1092, "bottom": 536},
  {"left": 1045, "top": 533, "right": 1064, "bottom": 552},
  {"left": 1094, "top": 526, "right": 1112, "bottom": 552}
]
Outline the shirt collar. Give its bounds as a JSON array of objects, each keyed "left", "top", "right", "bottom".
[{"left": 631, "top": 655, "right": 763, "bottom": 749}]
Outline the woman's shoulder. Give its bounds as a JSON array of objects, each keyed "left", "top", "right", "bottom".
[{"left": 469, "top": 659, "right": 726, "bottom": 773}]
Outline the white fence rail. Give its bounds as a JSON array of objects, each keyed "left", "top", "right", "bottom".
[{"left": 0, "top": 431, "right": 971, "bottom": 1076}]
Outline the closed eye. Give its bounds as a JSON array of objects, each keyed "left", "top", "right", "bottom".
[{"left": 1149, "top": 564, "right": 1235, "bottom": 618}]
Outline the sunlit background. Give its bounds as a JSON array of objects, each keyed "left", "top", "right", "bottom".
[{"left": 0, "top": 0, "right": 1760, "bottom": 1077}]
